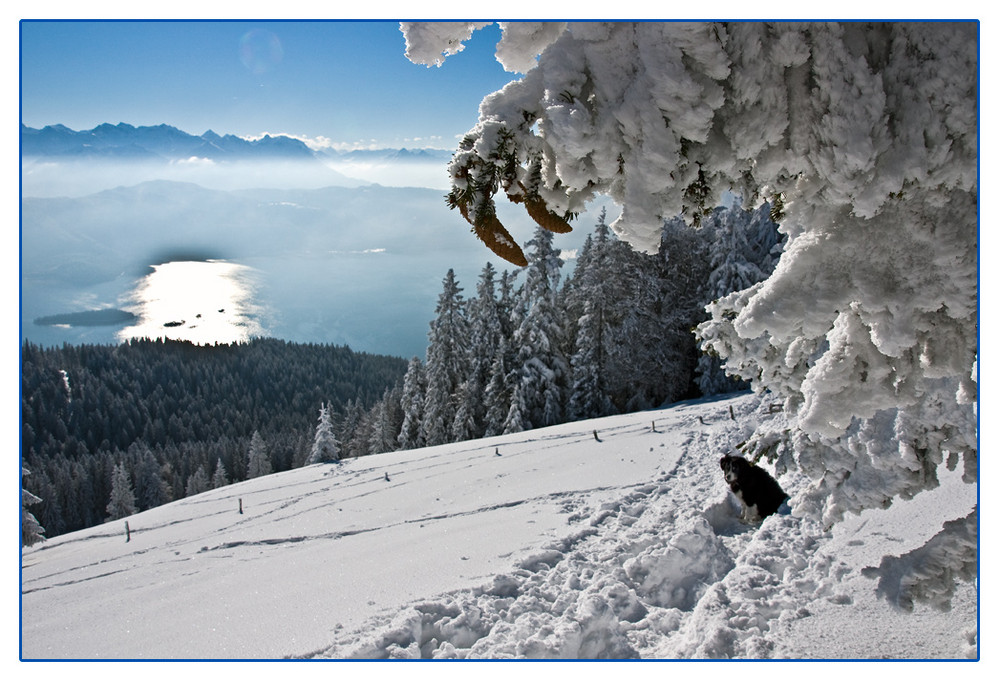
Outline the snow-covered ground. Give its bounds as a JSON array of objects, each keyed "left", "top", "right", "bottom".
[{"left": 20, "top": 393, "right": 978, "bottom": 661}]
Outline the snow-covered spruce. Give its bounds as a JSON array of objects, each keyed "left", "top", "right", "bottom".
[
  {"left": 246, "top": 430, "right": 272, "bottom": 479},
  {"left": 21, "top": 466, "right": 46, "bottom": 547},
  {"left": 421, "top": 269, "right": 471, "bottom": 447},
  {"left": 504, "top": 228, "right": 568, "bottom": 433},
  {"left": 106, "top": 462, "right": 137, "bottom": 521},
  {"left": 307, "top": 402, "right": 341, "bottom": 464},
  {"left": 402, "top": 21, "right": 978, "bottom": 610}
]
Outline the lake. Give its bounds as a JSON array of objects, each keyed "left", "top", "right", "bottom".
[
  {"left": 116, "top": 260, "right": 267, "bottom": 346},
  {"left": 20, "top": 180, "right": 608, "bottom": 358},
  {"left": 24, "top": 250, "right": 490, "bottom": 359}
]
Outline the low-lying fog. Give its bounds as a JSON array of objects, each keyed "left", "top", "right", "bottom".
[{"left": 20, "top": 156, "right": 451, "bottom": 198}]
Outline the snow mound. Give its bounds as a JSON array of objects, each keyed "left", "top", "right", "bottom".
[{"left": 622, "top": 515, "right": 733, "bottom": 611}]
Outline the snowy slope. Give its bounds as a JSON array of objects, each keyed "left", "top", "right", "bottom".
[{"left": 20, "top": 393, "right": 977, "bottom": 660}]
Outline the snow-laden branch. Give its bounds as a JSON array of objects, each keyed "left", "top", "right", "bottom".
[
  {"left": 862, "top": 507, "right": 978, "bottom": 612},
  {"left": 400, "top": 22, "right": 492, "bottom": 67},
  {"left": 403, "top": 20, "right": 979, "bottom": 612}
]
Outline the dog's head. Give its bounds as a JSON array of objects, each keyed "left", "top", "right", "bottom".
[{"left": 720, "top": 454, "right": 749, "bottom": 484}]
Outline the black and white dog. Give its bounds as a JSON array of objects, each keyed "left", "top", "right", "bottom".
[{"left": 719, "top": 454, "right": 788, "bottom": 524}]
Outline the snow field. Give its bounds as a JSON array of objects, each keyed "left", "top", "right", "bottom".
[
  {"left": 21, "top": 395, "right": 695, "bottom": 658},
  {"left": 311, "top": 395, "right": 977, "bottom": 659},
  {"left": 21, "top": 394, "right": 977, "bottom": 660}
]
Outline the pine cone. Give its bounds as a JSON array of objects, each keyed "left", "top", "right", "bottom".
[
  {"left": 458, "top": 202, "right": 528, "bottom": 267},
  {"left": 474, "top": 214, "right": 528, "bottom": 267},
  {"left": 523, "top": 196, "right": 573, "bottom": 234}
]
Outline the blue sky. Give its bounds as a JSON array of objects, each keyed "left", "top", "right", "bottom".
[{"left": 19, "top": 20, "right": 519, "bottom": 150}]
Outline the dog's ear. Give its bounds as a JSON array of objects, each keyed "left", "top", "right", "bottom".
[{"left": 719, "top": 455, "right": 728, "bottom": 467}]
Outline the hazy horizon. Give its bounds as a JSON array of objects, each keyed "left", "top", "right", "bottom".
[
  {"left": 19, "top": 21, "right": 518, "bottom": 151},
  {"left": 19, "top": 145, "right": 614, "bottom": 358},
  {"left": 18, "top": 21, "right": 598, "bottom": 358}
]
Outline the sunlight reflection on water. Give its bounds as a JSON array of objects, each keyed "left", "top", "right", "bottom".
[{"left": 117, "top": 261, "right": 267, "bottom": 345}]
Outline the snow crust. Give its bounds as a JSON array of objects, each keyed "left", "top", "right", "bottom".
[{"left": 21, "top": 394, "right": 976, "bottom": 660}]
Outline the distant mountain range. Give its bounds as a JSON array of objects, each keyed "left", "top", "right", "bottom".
[{"left": 19, "top": 122, "right": 453, "bottom": 164}]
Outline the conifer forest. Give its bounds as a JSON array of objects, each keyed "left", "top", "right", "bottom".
[
  {"left": 22, "top": 202, "right": 781, "bottom": 542},
  {"left": 21, "top": 338, "right": 408, "bottom": 538}
]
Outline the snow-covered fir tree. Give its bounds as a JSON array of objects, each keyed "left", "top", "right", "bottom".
[
  {"left": 633, "top": 215, "right": 713, "bottom": 405},
  {"left": 696, "top": 202, "right": 783, "bottom": 395},
  {"left": 368, "top": 386, "right": 403, "bottom": 455},
  {"left": 421, "top": 269, "right": 471, "bottom": 446},
  {"left": 566, "top": 210, "right": 616, "bottom": 419},
  {"left": 21, "top": 467, "right": 45, "bottom": 547},
  {"left": 453, "top": 262, "right": 504, "bottom": 440},
  {"left": 134, "top": 448, "right": 170, "bottom": 511},
  {"left": 20, "top": 468, "right": 60, "bottom": 538},
  {"left": 568, "top": 297, "right": 614, "bottom": 420},
  {"left": 211, "top": 458, "right": 229, "bottom": 488},
  {"left": 307, "top": 402, "right": 341, "bottom": 464},
  {"left": 185, "top": 466, "right": 210, "bottom": 497},
  {"left": 339, "top": 399, "right": 369, "bottom": 459},
  {"left": 495, "top": 268, "right": 520, "bottom": 340},
  {"left": 603, "top": 226, "right": 676, "bottom": 410},
  {"left": 505, "top": 227, "right": 568, "bottom": 432},
  {"left": 106, "top": 462, "right": 137, "bottom": 521},
  {"left": 483, "top": 335, "right": 518, "bottom": 437},
  {"left": 406, "top": 21, "right": 978, "bottom": 610},
  {"left": 246, "top": 431, "right": 272, "bottom": 479},
  {"left": 397, "top": 357, "right": 427, "bottom": 450},
  {"left": 482, "top": 270, "right": 520, "bottom": 436},
  {"left": 450, "top": 380, "right": 479, "bottom": 443},
  {"left": 704, "top": 203, "right": 772, "bottom": 300}
]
